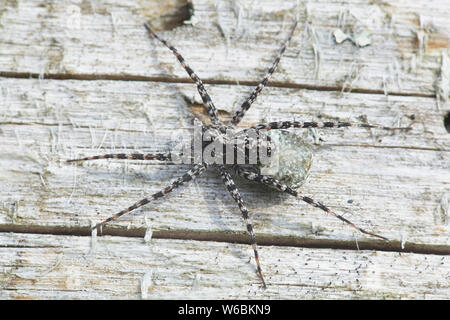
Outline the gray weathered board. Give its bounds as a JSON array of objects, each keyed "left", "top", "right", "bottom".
[{"left": 0, "top": 0, "right": 449, "bottom": 299}]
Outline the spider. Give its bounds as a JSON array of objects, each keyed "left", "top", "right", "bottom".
[{"left": 67, "top": 20, "right": 410, "bottom": 288}]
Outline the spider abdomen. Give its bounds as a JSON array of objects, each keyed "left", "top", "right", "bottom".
[
  {"left": 258, "top": 130, "right": 312, "bottom": 189},
  {"left": 198, "top": 125, "right": 312, "bottom": 189}
]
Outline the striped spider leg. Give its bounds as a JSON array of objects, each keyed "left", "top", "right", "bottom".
[
  {"left": 219, "top": 165, "right": 266, "bottom": 288},
  {"left": 66, "top": 152, "right": 172, "bottom": 163},
  {"left": 231, "top": 121, "right": 410, "bottom": 242},
  {"left": 145, "top": 23, "right": 220, "bottom": 125},
  {"left": 233, "top": 121, "right": 410, "bottom": 241},
  {"left": 67, "top": 150, "right": 207, "bottom": 232},
  {"left": 249, "top": 120, "right": 411, "bottom": 131},
  {"left": 231, "top": 21, "right": 298, "bottom": 126},
  {"left": 89, "top": 162, "right": 208, "bottom": 231},
  {"left": 236, "top": 167, "right": 388, "bottom": 240}
]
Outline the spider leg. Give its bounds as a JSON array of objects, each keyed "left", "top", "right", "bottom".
[
  {"left": 231, "top": 21, "right": 298, "bottom": 126},
  {"left": 144, "top": 23, "right": 220, "bottom": 125},
  {"left": 218, "top": 165, "right": 266, "bottom": 288},
  {"left": 92, "top": 163, "right": 207, "bottom": 232},
  {"left": 248, "top": 120, "right": 411, "bottom": 131},
  {"left": 66, "top": 152, "right": 172, "bottom": 163},
  {"left": 236, "top": 168, "right": 388, "bottom": 241}
]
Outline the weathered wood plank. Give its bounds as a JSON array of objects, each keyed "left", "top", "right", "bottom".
[
  {"left": 1, "top": 232, "right": 449, "bottom": 299},
  {"left": 0, "top": 77, "right": 448, "bottom": 248},
  {"left": 0, "top": 0, "right": 449, "bottom": 97}
]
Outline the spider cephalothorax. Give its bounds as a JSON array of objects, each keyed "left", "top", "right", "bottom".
[
  {"left": 68, "top": 21, "right": 410, "bottom": 288},
  {"left": 199, "top": 123, "right": 275, "bottom": 167}
]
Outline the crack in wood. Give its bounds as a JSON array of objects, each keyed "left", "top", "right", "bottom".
[
  {"left": 1, "top": 225, "right": 450, "bottom": 256},
  {"left": 0, "top": 71, "right": 436, "bottom": 99}
]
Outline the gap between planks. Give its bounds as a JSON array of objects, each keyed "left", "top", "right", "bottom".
[
  {"left": 2, "top": 225, "right": 450, "bottom": 257},
  {"left": 0, "top": 71, "right": 436, "bottom": 99}
]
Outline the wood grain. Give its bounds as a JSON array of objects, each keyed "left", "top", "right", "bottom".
[
  {"left": 2, "top": 233, "right": 450, "bottom": 299},
  {"left": 0, "top": 0, "right": 449, "bottom": 96}
]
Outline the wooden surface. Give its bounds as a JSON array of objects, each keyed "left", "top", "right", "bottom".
[{"left": 0, "top": 0, "right": 449, "bottom": 299}]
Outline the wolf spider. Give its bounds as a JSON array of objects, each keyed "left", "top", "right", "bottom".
[{"left": 68, "top": 21, "right": 409, "bottom": 288}]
